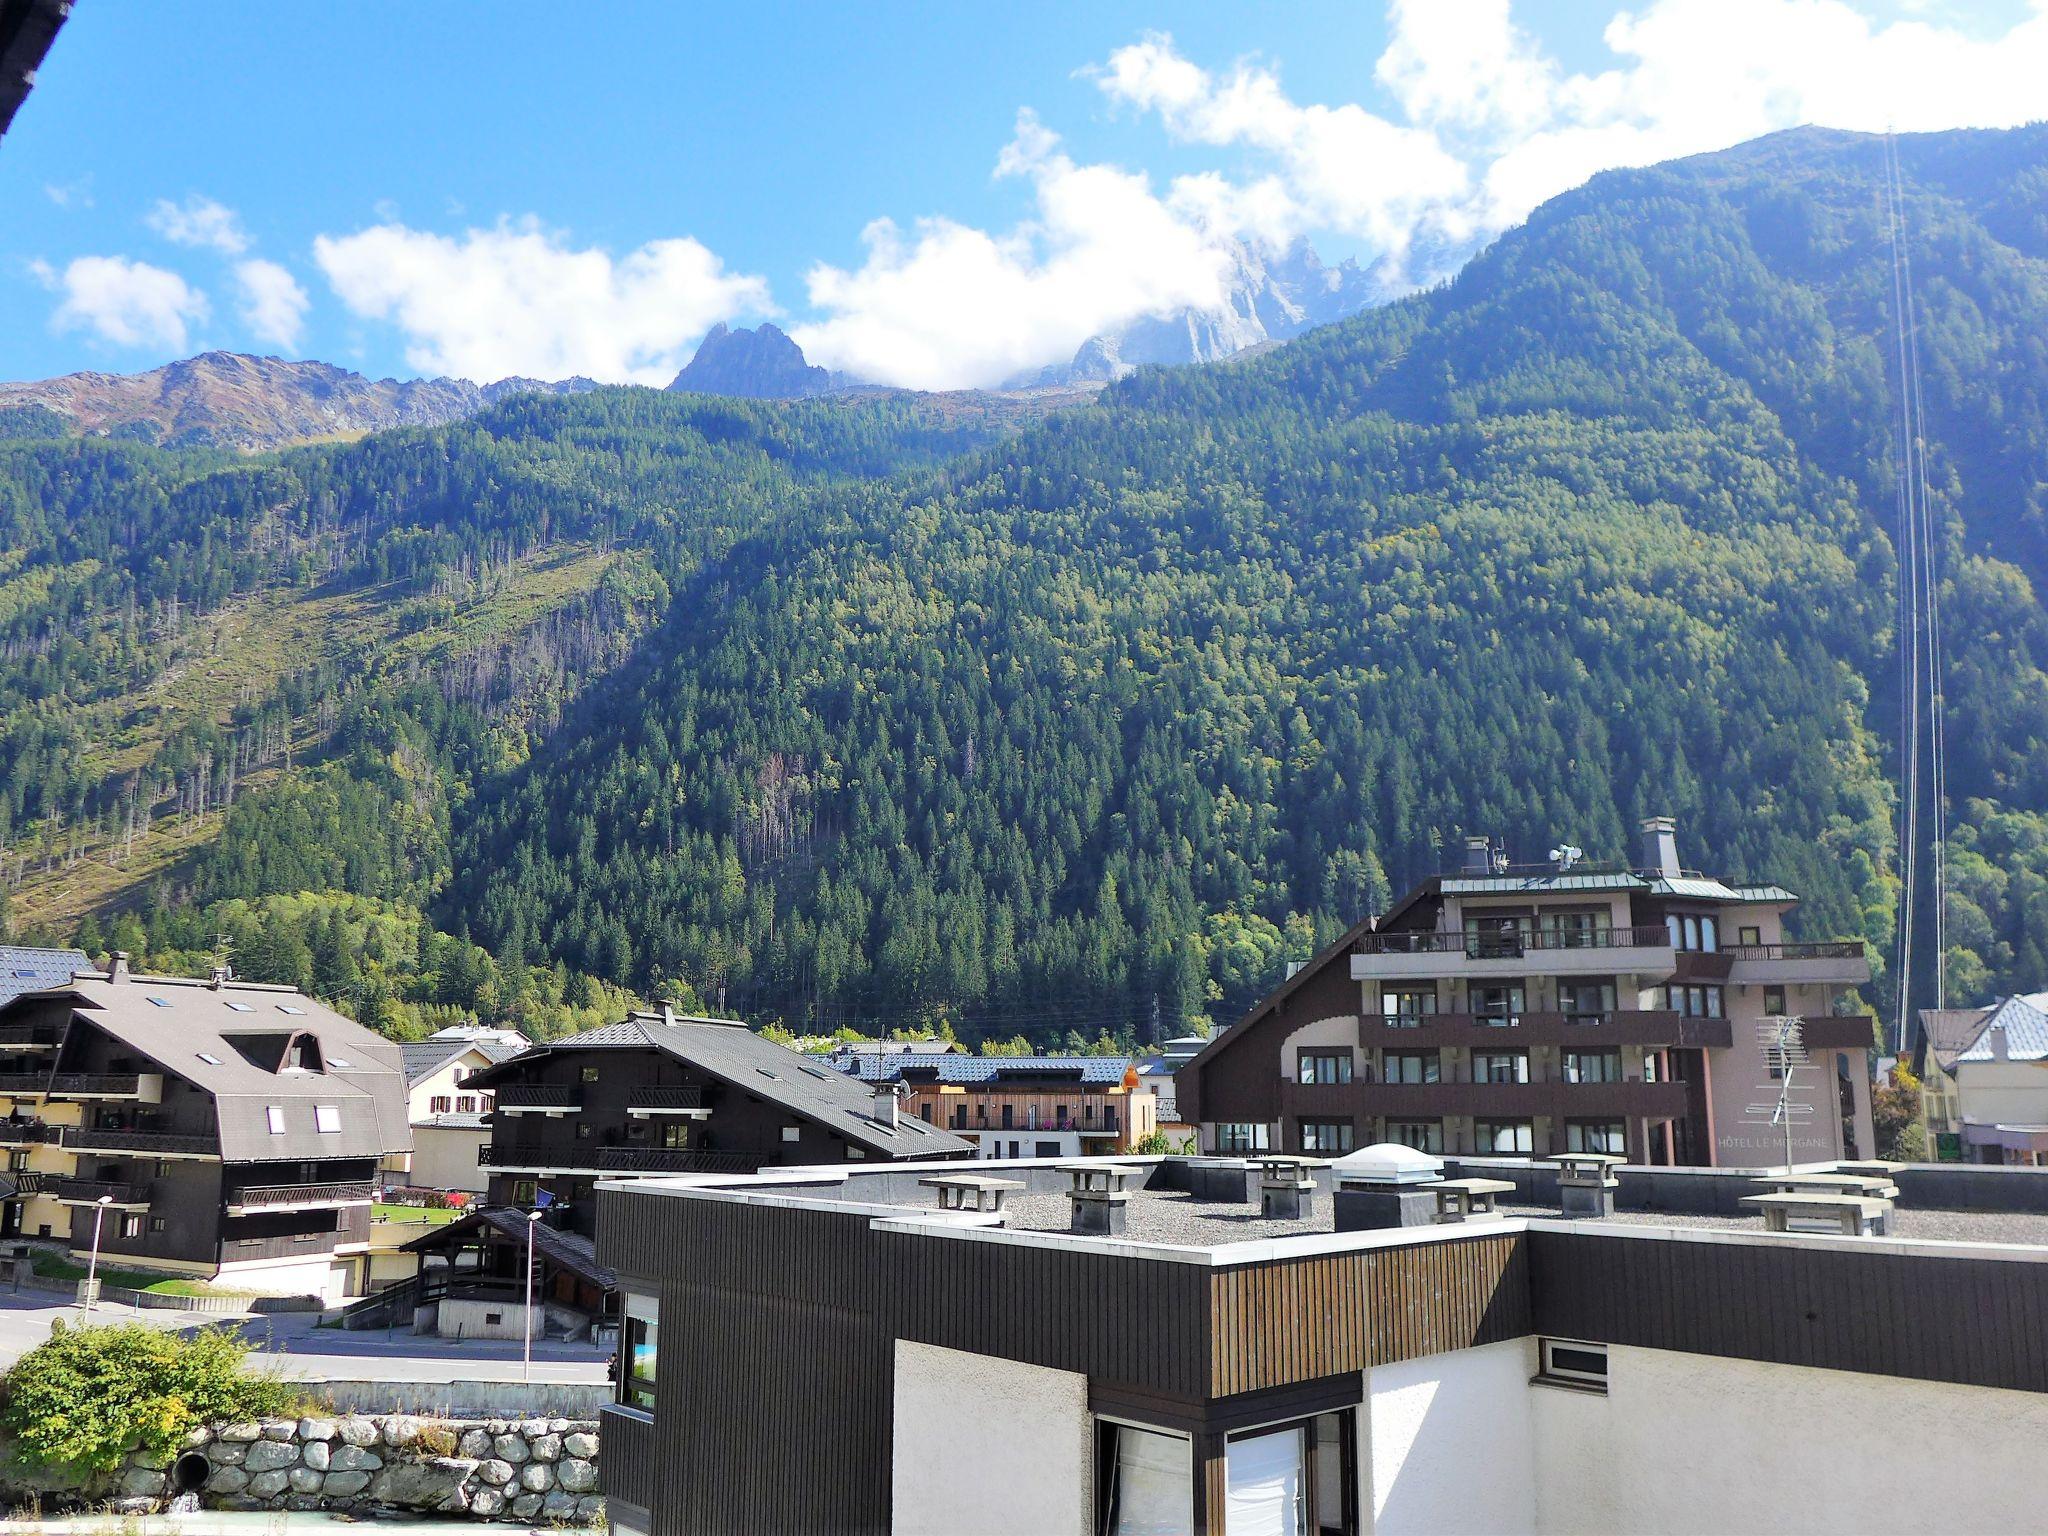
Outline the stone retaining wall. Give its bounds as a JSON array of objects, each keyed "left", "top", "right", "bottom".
[{"left": 114, "top": 1413, "right": 602, "bottom": 1523}]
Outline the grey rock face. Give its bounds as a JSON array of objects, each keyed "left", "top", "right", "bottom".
[
  {"left": 576, "top": 1494, "right": 606, "bottom": 1518},
  {"left": 302, "top": 1440, "right": 331, "bottom": 1472},
  {"left": 218, "top": 1422, "right": 263, "bottom": 1443},
  {"left": 529, "top": 1431, "right": 563, "bottom": 1462},
  {"left": 248, "top": 1469, "right": 290, "bottom": 1499},
  {"left": 207, "top": 1466, "right": 250, "bottom": 1496},
  {"left": 369, "top": 1455, "right": 477, "bottom": 1511},
  {"left": 298, "top": 1416, "right": 337, "bottom": 1441},
  {"left": 260, "top": 1417, "right": 298, "bottom": 1441},
  {"left": 337, "top": 1416, "right": 380, "bottom": 1447},
  {"left": 322, "top": 1470, "right": 371, "bottom": 1498},
  {"left": 243, "top": 1439, "right": 298, "bottom": 1473},
  {"left": 518, "top": 1461, "right": 552, "bottom": 1491},
  {"left": 542, "top": 1488, "right": 580, "bottom": 1518},
  {"left": 563, "top": 1430, "right": 598, "bottom": 1459},
  {"left": 511, "top": 1493, "right": 543, "bottom": 1519},
  {"left": 470, "top": 1487, "right": 506, "bottom": 1517},
  {"left": 119, "top": 1465, "right": 166, "bottom": 1497},
  {"left": 477, "top": 1457, "right": 516, "bottom": 1486},
  {"left": 210, "top": 1442, "right": 248, "bottom": 1467},
  {"left": 457, "top": 1427, "right": 492, "bottom": 1459},
  {"left": 558, "top": 1457, "right": 598, "bottom": 1492},
  {"left": 287, "top": 1466, "right": 324, "bottom": 1494},
  {"left": 381, "top": 1414, "right": 423, "bottom": 1447},
  {"left": 492, "top": 1432, "right": 530, "bottom": 1463}
]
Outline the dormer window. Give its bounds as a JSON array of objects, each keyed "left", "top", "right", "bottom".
[
  {"left": 265, "top": 1105, "right": 286, "bottom": 1134},
  {"left": 284, "top": 1033, "right": 323, "bottom": 1073}
]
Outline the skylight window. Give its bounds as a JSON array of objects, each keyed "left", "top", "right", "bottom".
[
  {"left": 146, "top": 997, "right": 172, "bottom": 1008},
  {"left": 9, "top": 969, "right": 33, "bottom": 978},
  {"left": 314, "top": 1104, "right": 340, "bottom": 1134},
  {"left": 276, "top": 1004, "right": 305, "bottom": 1016},
  {"left": 224, "top": 1001, "right": 255, "bottom": 1012},
  {"left": 264, "top": 1105, "right": 286, "bottom": 1134},
  {"left": 196, "top": 1052, "right": 222, "bottom": 1065},
  {"left": 328, "top": 1056, "right": 352, "bottom": 1069},
  {"left": 756, "top": 1067, "right": 779, "bottom": 1080}
]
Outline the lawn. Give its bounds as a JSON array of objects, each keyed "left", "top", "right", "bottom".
[
  {"left": 374, "top": 1203, "right": 461, "bottom": 1224},
  {"left": 29, "top": 1251, "right": 252, "bottom": 1298}
]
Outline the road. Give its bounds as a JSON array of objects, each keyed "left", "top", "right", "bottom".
[{"left": 0, "top": 1291, "right": 609, "bottom": 1384}]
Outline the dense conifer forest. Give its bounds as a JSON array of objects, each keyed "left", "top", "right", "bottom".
[{"left": 5, "top": 124, "right": 2048, "bottom": 1046}]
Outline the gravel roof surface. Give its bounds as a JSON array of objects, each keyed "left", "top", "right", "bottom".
[{"left": 1503, "top": 1203, "right": 2048, "bottom": 1245}]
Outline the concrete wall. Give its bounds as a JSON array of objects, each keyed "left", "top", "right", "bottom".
[
  {"left": 1367, "top": 1342, "right": 1536, "bottom": 1536},
  {"left": 1528, "top": 1344, "right": 2048, "bottom": 1534},
  {"left": 892, "top": 1340, "right": 1091, "bottom": 1536},
  {"left": 214, "top": 1248, "right": 352, "bottom": 1302},
  {"left": 412, "top": 1122, "right": 490, "bottom": 1193}
]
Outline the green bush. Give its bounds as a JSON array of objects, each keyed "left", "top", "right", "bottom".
[{"left": 0, "top": 1321, "right": 294, "bottom": 1474}]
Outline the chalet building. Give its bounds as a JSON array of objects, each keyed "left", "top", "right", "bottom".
[
  {"left": 1178, "top": 818, "right": 1876, "bottom": 1166},
  {"left": 1931, "top": 994, "right": 2048, "bottom": 1165},
  {"left": 382, "top": 1027, "right": 531, "bottom": 1194},
  {"left": 464, "top": 1007, "right": 972, "bottom": 1233},
  {"left": 592, "top": 1153, "right": 2048, "bottom": 1536},
  {"left": 832, "top": 1053, "right": 1158, "bottom": 1158},
  {"left": 0, "top": 956, "right": 408, "bottom": 1300}
]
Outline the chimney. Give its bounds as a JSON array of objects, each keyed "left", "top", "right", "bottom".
[
  {"left": 1463, "top": 835, "right": 1492, "bottom": 875},
  {"left": 1991, "top": 1026, "right": 2011, "bottom": 1062},
  {"left": 873, "top": 1080, "right": 903, "bottom": 1129},
  {"left": 208, "top": 963, "right": 232, "bottom": 989},
  {"left": 660, "top": 1000, "right": 677, "bottom": 1027},
  {"left": 1639, "top": 816, "right": 1680, "bottom": 877},
  {"left": 109, "top": 951, "right": 130, "bottom": 983}
]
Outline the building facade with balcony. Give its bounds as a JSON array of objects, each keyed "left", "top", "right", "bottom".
[
  {"left": 465, "top": 1008, "right": 972, "bottom": 1233},
  {"left": 0, "top": 955, "right": 408, "bottom": 1299},
  {"left": 830, "top": 1053, "right": 1159, "bottom": 1159},
  {"left": 1177, "top": 818, "right": 1876, "bottom": 1167}
]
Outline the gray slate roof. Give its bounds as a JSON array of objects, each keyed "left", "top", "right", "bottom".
[
  {"left": 0, "top": 947, "right": 87, "bottom": 1009},
  {"left": 475, "top": 1012, "right": 972, "bottom": 1159},
  {"left": 1919, "top": 1007, "right": 1993, "bottom": 1071},
  {"left": 5, "top": 971, "right": 409, "bottom": 1163},
  {"left": 1955, "top": 995, "right": 2048, "bottom": 1063},
  {"left": 399, "top": 1036, "right": 525, "bottom": 1085},
  {"left": 833, "top": 1052, "right": 1134, "bottom": 1086}
]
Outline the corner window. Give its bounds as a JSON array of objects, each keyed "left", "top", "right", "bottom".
[
  {"left": 1535, "top": 1337, "right": 1609, "bottom": 1393},
  {"left": 620, "top": 1291, "right": 659, "bottom": 1412},
  {"left": 264, "top": 1105, "right": 286, "bottom": 1135},
  {"left": 1298, "top": 1050, "right": 1353, "bottom": 1086},
  {"left": 1096, "top": 1422, "right": 1192, "bottom": 1536},
  {"left": 1215, "top": 1123, "right": 1271, "bottom": 1153},
  {"left": 314, "top": 1104, "right": 340, "bottom": 1134}
]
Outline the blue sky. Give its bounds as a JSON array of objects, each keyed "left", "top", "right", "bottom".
[{"left": 4, "top": 1, "right": 2042, "bottom": 390}]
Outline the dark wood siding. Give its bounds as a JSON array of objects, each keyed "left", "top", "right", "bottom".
[
  {"left": 597, "top": 1406, "right": 656, "bottom": 1515},
  {"left": 1530, "top": 1231, "right": 2048, "bottom": 1393}
]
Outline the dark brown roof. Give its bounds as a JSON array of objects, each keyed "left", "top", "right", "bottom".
[
  {"left": 0, "top": 0, "right": 69, "bottom": 141},
  {"left": 405, "top": 1205, "right": 616, "bottom": 1289}
]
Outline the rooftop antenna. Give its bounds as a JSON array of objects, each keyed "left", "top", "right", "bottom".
[
  {"left": 208, "top": 932, "right": 234, "bottom": 988},
  {"left": 1743, "top": 1017, "right": 1813, "bottom": 1173},
  {"left": 1549, "top": 844, "right": 1583, "bottom": 872}
]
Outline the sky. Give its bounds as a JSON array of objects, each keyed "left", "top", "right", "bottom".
[{"left": 4, "top": 1, "right": 2047, "bottom": 392}]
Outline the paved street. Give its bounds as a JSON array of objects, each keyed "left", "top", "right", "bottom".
[{"left": 0, "top": 1291, "right": 609, "bottom": 1384}]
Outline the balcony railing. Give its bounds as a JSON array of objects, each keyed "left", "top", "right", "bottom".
[
  {"left": 492, "top": 1083, "right": 584, "bottom": 1111},
  {"left": 227, "top": 1180, "right": 375, "bottom": 1211},
  {"left": 67, "top": 1126, "right": 218, "bottom": 1156},
  {"left": 1357, "top": 925, "right": 1669, "bottom": 958},
  {"left": 49, "top": 1177, "right": 146, "bottom": 1206},
  {"left": 0, "top": 1119, "right": 62, "bottom": 1145},
  {"left": 478, "top": 1142, "right": 765, "bottom": 1175},
  {"left": 1723, "top": 942, "right": 1867, "bottom": 961},
  {"left": 47, "top": 1073, "right": 142, "bottom": 1098},
  {"left": 0, "top": 1074, "right": 48, "bottom": 1095},
  {"left": 0, "top": 1026, "right": 60, "bottom": 1049},
  {"left": 624, "top": 1085, "right": 705, "bottom": 1112}
]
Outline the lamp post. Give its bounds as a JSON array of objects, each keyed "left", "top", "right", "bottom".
[
  {"left": 522, "top": 1208, "right": 543, "bottom": 1384},
  {"left": 83, "top": 1194, "right": 113, "bottom": 1316}
]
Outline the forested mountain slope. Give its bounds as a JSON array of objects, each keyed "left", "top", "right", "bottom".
[{"left": 5, "top": 123, "right": 2048, "bottom": 1044}]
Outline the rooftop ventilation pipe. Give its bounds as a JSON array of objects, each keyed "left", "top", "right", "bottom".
[
  {"left": 108, "top": 951, "right": 130, "bottom": 983},
  {"left": 873, "top": 1080, "right": 904, "bottom": 1129},
  {"left": 1463, "top": 835, "right": 1492, "bottom": 875},
  {"left": 1639, "top": 816, "right": 1681, "bottom": 877}
]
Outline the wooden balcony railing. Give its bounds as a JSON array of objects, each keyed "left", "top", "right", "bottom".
[
  {"left": 226, "top": 1181, "right": 375, "bottom": 1210},
  {"left": 47, "top": 1073, "right": 142, "bottom": 1097},
  {"left": 0, "top": 1119, "right": 62, "bottom": 1145},
  {"left": 67, "top": 1126, "right": 217, "bottom": 1156},
  {"left": 624, "top": 1084, "right": 705, "bottom": 1112},
  {"left": 595, "top": 1147, "right": 763, "bottom": 1175},
  {"left": 49, "top": 1177, "right": 146, "bottom": 1205},
  {"left": 1357, "top": 925, "right": 1670, "bottom": 958},
  {"left": 492, "top": 1083, "right": 584, "bottom": 1110}
]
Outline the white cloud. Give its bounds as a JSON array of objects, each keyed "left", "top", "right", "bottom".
[
  {"left": 312, "top": 218, "right": 769, "bottom": 385},
  {"left": 234, "top": 259, "right": 310, "bottom": 350},
  {"left": 44, "top": 177, "right": 94, "bottom": 210},
  {"left": 36, "top": 255, "right": 210, "bottom": 350},
  {"left": 145, "top": 194, "right": 250, "bottom": 256},
  {"left": 793, "top": 113, "right": 1238, "bottom": 390}
]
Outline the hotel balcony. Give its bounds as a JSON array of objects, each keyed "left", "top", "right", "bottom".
[
  {"left": 47, "top": 1072, "right": 163, "bottom": 1104},
  {"left": 0, "top": 1073, "right": 48, "bottom": 1098},
  {"left": 1352, "top": 925, "right": 1677, "bottom": 981},
  {"left": 1724, "top": 941, "right": 1871, "bottom": 987},
  {"left": 624, "top": 1084, "right": 709, "bottom": 1118},
  {"left": 490, "top": 1083, "right": 583, "bottom": 1116},
  {"left": 48, "top": 1176, "right": 150, "bottom": 1209},
  {"left": 0, "top": 1119, "right": 63, "bottom": 1147},
  {"left": 224, "top": 1179, "right": 375, "bottom": 1215},
  {"left": 1342, "top": 1077, "right": 1691, "bottom": 1121},
  {"left": 66, "top": 1126, "right": 218, "bottom": 1158},
  {"left": 1361, "top": 1010, "right": 1730, "bottom": 1050}
]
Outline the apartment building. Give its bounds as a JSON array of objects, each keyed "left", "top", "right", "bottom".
[
  {"left": 591, "top": 1154, "right": 2048, "bottom": 1536},
  {"left": 0, "top": 956, "right": 408, "bottom": 1299},
  {"left": 382, "top": 1027, "right": 531, "bottom": 1194},
  {"left": 464, "top": 1007, "right": 972, "bottom": 1233},
  {"left": 1178, "top": 818, "right": 1875, "bottom": 1167},
  {"left": 831, "top": 1052, "right": 1158, "bottom": 1158}
]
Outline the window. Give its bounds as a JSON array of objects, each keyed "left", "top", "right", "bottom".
[
  {"left": 1464, "top": 912, "right": 1529, "bottom": 957},
  {"left": 1298, "top": 1050, "right": 1353, "bottom": 1085},
  {"left": 456, "top": 1096, "right": 478, "bottom": 1114},
  {"left": 1547, "top": 909, "right": 1609, "bottom": 948},
  {"left": 1380, "top": 989, "right": 1437, "bottom": 1027},
  {"left": 512, "top": 1180, "right": 537, "bottom": 1204},
  {"left": 429, "top": 1096, "right": 452, "bottom": 1114},
  {"left": 1383, "top": 1050, "right": 1440, "bottom": 1085},
  {"left": 329, "top": 1056, "right": 353, "bottom": 1069},
  {"left": 196, "top": 1052, "right": 222, "bottom": 1065},
  {"left": 264, "top": 1105, "right": 286, "bottom": 1135},
  {"left": 1096, "top": 1422, "right": 1192, "bottom": 1536},
  {"left": 145, "top": 997, "right": 172, "bottom": 1009},
  {"left": 119, "top": 1214, "right": 142, "bottom": 1239},
  {"left": 660, "top": 1123, "right": 689, "bottom": 1149},
  {"left": 1222, "top": 1411, "right": 1358, "bottom": 1536},
  {"left": 149, "top": 1217, "right": 167, "bottom": 1234},
  {"left": 155, "top": 1160, "right": 172, "bottom": 1178},
  {"left": 275, "top": 1004, "right": 305, "bottom": 1016},
  {"left": 575, "top": 1122, "right": 593, "bottom": 1141},
  {"left": 1390, "top": 1119, "right": 1443, "bottom": 1154},
  {"left": 1536, "top": 1337, "right": 1609, "bottom": 1393},
  {"left": 918, "top": 1102, "right": 932, "bottom": 1123},
  {"left": 1666, "top": 985, "right": 1724, "bottom": 1019},
  {"left": 1299, "top": 1120, "right": 1355, "bottom": 1154},
  {"left": 846, "top": 1146, "right": 867, "bottom": 1160},
  {"left": 1557, "top": 978, "right": 1616, "bottom": 1022},
  {"left": 1764, "top": 986, "right": 1787, "bottom": 1016},
  {"left": 1566, "top": 1120, "right": 1626, "bottom": 1154},
  {"left": 224, "top": 1000, "right": 254, "bottom": 1013},
  {"left": 1215, "top": 1122, "right": 1271, "bottom": 1153},
  {"left": 314, "top": 1104, "right": 340, "bottom": 1134},
  {"left": 782, "top": 1124, "right": 801, "bottom": 1143},
  {"left": 1470, "top": 985, "right": 1524, "bottom": 1027},
  {"left": 1738, "top": 925, "right": 1761, "bottom": 946},
  {"left": 1474, "top": 1050, "right": 1529, "bottom": 1085},
  {"left": 580, "top": 1065, "right": 600, "bottom": 1083},
  {"left": 1562, "top": 1050, "right": 1622, "bottom": 1085},
  {"left": 1476, "top": 1118, "right": 1533, "bottom": 1154},
  {"left": 1667, "top": 914, "right": 1719, "bottom": 952},
  {"left": 620, "top": 1291, "right": 659, "bottom": 1412}
]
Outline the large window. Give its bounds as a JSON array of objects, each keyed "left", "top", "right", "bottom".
[
  {"left": 1557, "top": 978, "right": 1616, "bottom": 1023},
  {"left": 1546, "top": 910, "right": 1609, "bottom": 948},
  {"left": 1665, "top": 913, "right": 1720, "bottom": 953},
  {"left": 1299, "top": 1120, "right": 1355, "bottom": 1155},
  {"left": 1562, "top": 1050, "right": 1622, "bottom": 1085},
  {"left": 1389, "top": 1119, "right": 1443, "bottom": 1154},
  {"left": 1297, "top": 1051, "right": 1353, "bottom": 1086},
  {"left": 1096, "top": 1422, "right": 1192, "bottom": 1536},
  {"left": 1474, "top": 1050, "right": 1529, "bottom": 1085},
  {"left": 1464, "top": 913, "right": 1530, "bottom": 958},
  {"left": 1566, "top": 1120, "right": 1626, "bottom": 1154},
  {"left": 1383, "top": 1050, "right": 1440, "bottom": 1085},
  {"left": 1215, "top": 1123, "right": 1271, "bottom": 1153},
  {"left": 1665, "top": 985, "right": 1725, "bottom": 1019},
  {"left": 1476, "top": 1118, "right": 1533, "bottom": 1154},
  {"left": 1224, "top": 1412, "right": 1357, "bottom": 1536},
  {"left": 620, "top": 1291, "right": 659, "bottom": 1413},
  {"left": 1380, "top": 990, "right": 1437, "bottom": 1028},
  {"left": 1470, "top": 985, "right": 1524, "bottom": 1027}
]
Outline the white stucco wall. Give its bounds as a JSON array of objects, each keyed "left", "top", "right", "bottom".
[
  {"left": 1368, "top": 1340, "right": 1538, "bottom": 1536},
  {"left": 410, "top": 1122, "right": 490, "bottom": 1192},
  {"left": 1530, "top": 1343, "right": 2048, "bottom": 1534},
  {"left": 892, "top": 1340, "right": 1091, "bottom": 1536}
]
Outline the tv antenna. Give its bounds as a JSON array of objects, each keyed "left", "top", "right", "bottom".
[
  {"left": 1742, "top": 1017, "right": 1813, "bottom": 1172},
  {"left": 1549, "top": 844, "right": 1583, "bottom": 872}
]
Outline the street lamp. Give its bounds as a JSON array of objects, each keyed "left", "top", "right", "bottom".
[
  {"left": 522, "top": 1208, "right": 543, "bottom": 1384},
  {"left": 82, "top": 1194, "right": 113, "bottom": 1316}
]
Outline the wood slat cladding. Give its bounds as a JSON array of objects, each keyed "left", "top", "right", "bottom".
[
  {"left": 1529, "top": 1231, "right": 2048, "bottom": 1393},
  {"left": 596, "top": 1407, "right": 656, "bottom": 1518}
]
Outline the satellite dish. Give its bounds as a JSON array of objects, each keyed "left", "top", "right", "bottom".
[{"left": 1549, "top": 844, "right": 1583, "bottom": 871}]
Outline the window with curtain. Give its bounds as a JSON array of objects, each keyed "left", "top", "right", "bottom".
[
  {"left": 1097, "top": 1422, "right": 1192, "bottom": 1536},
  {"left": 1226, "top": 1426, "right": 1306, "bottom": 1536}
]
